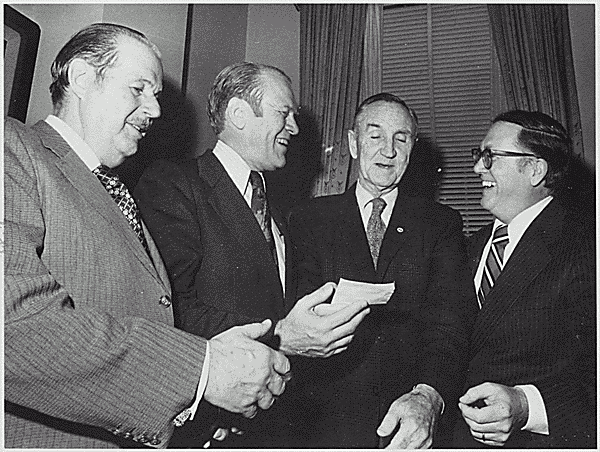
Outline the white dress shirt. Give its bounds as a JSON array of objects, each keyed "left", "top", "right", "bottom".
[
  {"left": 354, "top": 181, "right": 398, "bottom": 231},
  {"left": 45, "top": 115, "right": 210, "bottom": 430},
  {"left": 213, "top": 140, "right": 286, "bottom": 292},
  {"left": 474, "top": 195, "right": 554, "bottom": 435}
]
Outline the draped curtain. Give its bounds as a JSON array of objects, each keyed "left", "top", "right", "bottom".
[
  {"left": 347, "top": 4, "right": 383, "bottom": 187},
  {"left": 488, "top": 4, "right": 584, "bottom": 157},
  {"left": 299, "top": 4, "right": 374, "bottom": 197}
]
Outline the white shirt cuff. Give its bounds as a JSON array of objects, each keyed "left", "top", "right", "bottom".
[
  {"left": 517, "top": 384, "right": 549, "bottom": 435},
  {"left": 189, "top": 341, "right": 210, "bottom": 420}
]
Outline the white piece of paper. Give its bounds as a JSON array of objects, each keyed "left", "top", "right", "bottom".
[{"left": 331, "top": 278, "right": 395, "bottom": 306}]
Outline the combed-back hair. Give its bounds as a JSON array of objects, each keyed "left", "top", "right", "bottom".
[
  {"left": 207, "top": 62, "right": 292, "bottom": 136},
  {"left": 49, "top": 23, "right": 160, "bottom": 109},
  {"left": 493, "top": 110, "right": 572, "bottom": 195}
]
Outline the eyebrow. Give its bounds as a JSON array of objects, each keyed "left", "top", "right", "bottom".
[{"left": 365, "top": 123, "right": 412, "bottom": 135}]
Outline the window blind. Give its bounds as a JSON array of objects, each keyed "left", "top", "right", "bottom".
[{"left": 382, "top": 4, "right": 497, "bottom": 234}]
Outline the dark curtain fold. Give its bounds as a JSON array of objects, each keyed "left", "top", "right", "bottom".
[
  {"left": 299, "top": 4, "right": 368, "bottom": 196},
  {"left": 488, "top": 4, "right": 584, "bottom": 157}
]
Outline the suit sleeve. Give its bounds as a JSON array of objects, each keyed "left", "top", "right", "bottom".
[
  {"left": 4, "top": 120, "right": 208, "bottom": 447},
  {"left": 135, "top": 160, "right": 259, "bottom": 339},
  {"left": 415, "top": 207, "right": 477, "bottom": 410}
]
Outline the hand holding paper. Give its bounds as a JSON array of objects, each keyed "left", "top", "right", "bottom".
[{"left": 313, "top": 278, "right": 395, "bottom": 315}]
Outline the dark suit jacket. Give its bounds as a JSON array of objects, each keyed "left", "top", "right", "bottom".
[
  {"left": 4, "top": 118, "right": 208, "bottom": 448},
  {"left": 135, "top": 151, "right": 296, "bottom": 448},
  {"left": 288, "top": 185, "right": 476, "bottom": 448},
  {"left": 453, "top": 199, "right": 596, "bottom": 449}
]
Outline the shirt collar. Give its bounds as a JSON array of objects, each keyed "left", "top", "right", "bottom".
[
  {"left": 493, "top": 195, "right": 554, "bottom": 244},
  {"left": 45, "top": 115, "right": 101, "bottom": 171},
  {"left": 213, "top": 139, "right": 258, "bottom": 196},
  {"left": 355, "top": 181, "right": 398, "bottom": 212}
]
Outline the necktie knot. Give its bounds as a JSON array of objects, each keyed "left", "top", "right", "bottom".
[
  {"left": 478, "top": 224, "right": 509, "bottom": 308},
  {"left": 93, "top": 165, "right": 150, "bottom": 255},
  {"left": 249, "top": 170, "right": 265, "bottom": 195},
  {"left": 371, "top": 197, "right": 387, "bottom": 215},
  {"left": 492, "top": 224, "right": 509, "bottom": 261},
  {"left": 249, "top": 171, "right": 277, "bottom": 265}
]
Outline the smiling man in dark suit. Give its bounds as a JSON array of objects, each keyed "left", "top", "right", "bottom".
[
  {"left": 135, "top": 62, "right": 370, "bottom": 448},
  {"left": 288, "top": 93, "right": 475, "bottom": 448},
  {"left": 452, "top": 110, "right": 596, "bottom": 449},
  {"left": 4, "top": 23, "right": 291, "bottom": 449}
]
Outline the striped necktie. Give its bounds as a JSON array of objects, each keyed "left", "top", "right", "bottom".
[
  {"left": 93, "top": 165, "right": 150, "bottom": 255},
  {"left": 478, "top": 224, "right": 509, "bottom": 308}
]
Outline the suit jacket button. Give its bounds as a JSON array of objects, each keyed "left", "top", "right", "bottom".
[
  {"left": 159, "top": 295, "right": 171, "bottom": 307},
  {"left": 150, "top": 433, "right": 163, "bottom": 446},
  {"left": 135, "top": 433, "right": 150, "bottom": 444}
]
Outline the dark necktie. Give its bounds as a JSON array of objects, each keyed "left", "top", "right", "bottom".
[
  {"left": 249, "top": 171, "right": 277, "bottom": 264},
  {"left": 366, "top": 197, "right": 387, "bottom": 268},
  {"left": 93, "top": 165, "right": 150, "bottom": 255},
  {"left": 478, "top": 224, "right": 509, "bottom": 308}
]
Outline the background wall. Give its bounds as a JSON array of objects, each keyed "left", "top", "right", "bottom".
[
  {"left": 185, "top": 3, "right": 300, "bottom": 155},
  {"left": 568, "top": 4, "right": 595, "bottom": 170}
]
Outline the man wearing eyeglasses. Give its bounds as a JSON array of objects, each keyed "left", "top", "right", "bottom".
[
  {"left": 453, "top": 110, "right": 596, "bottom": 448},
  {"left": 288, "top": 93, "right": 475, "bottom": 448}
]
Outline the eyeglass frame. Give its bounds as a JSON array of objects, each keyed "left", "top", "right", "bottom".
[{"left": 471, "top": 147, "right": 539, "bottom": 170}]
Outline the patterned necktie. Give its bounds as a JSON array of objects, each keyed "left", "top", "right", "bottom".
[
  {"left": 93, "top": 165, "right": 150, "bottom": 255},
  {"left": 478, "top": 224, "right": 509, "bottom": 308},
  {"left": 249, "top": 171, "right": 277, "bottom": 264},
  {"left": 366, "top": 197, "right": 387, "bottom": 268}
]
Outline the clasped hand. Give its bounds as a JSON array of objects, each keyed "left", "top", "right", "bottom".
[
  {"left": 204, "top": 319, "right": 291, "bottom": 419},
  {"left": 275, "top": 282, "right": 370, "bottom": 357},
  {"left": 458, "top": 382, "right": 529, "bottom": 447}
]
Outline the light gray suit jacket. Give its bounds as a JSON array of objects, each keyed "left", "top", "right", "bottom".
[{"left": 4, "top": 118, "right": 207, "bottom": 448}]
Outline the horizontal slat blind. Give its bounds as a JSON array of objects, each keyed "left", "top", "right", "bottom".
[{"left": 383, "top": 4, "right": 494, "bottom": 234}]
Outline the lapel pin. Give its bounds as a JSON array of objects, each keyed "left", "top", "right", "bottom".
[{"left": 396, "top": 227, "right": 404, "bottom": 233}]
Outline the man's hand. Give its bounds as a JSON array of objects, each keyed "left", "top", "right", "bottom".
[
  {"left": 204, "top": 319, "right": 291, "bottom": 419},
  {"left": 274, "top": 282, "right": 370, "bottom": 357},
  {"left": 458, "top": 382, "right": 529, "bottom": 447},
  {"left": 377, "top": 384, "right": 443, "bottom": 449}
]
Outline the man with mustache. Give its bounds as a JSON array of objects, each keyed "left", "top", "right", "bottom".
[{"left": 5, "top": 24, "right": 291, "bottom": 449}]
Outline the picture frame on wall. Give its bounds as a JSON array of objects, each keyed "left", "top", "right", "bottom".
[{"left": 4, "top": 5, "right": 40, "bottom": 123}]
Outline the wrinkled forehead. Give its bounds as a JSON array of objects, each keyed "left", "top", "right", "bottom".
[
  {"left": 356, "top": 101, "right": 415, "bottom": 133},
  {"left": 260, "top": 71, "right": 298, "bottom": 110},
  {"left": 111, "top": 36, "right": 163, "bottom": 88}
]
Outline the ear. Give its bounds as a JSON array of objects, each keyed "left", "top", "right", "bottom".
[
  {"left": 225, "top": 97, "right": 251, "bottom": 131},
  {"left": 348, "top": 129, "right": 358, "bottom": 159},
  {"left": 530, "top": 158, "right": 549, "bottom": 187},
  {"left": 67, "top": 58, "right": 97, "bottom": 99}
]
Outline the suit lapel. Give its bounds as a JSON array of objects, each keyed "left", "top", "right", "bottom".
[
  {"left": 197, "top": 152, "right": 284, "bottom": 298},
  {"left": 471, "top": 201, "right": 565, "bottom": 352},
  {"left": 376, "top": 195, "right": 412, "bottom": 280},
  {"left": 33, "top": 121, "right": 166, "bottom": 288}
]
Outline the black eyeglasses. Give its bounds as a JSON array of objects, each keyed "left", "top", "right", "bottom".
[{"left": 471, "top": 148, "right": 538, "bottom": 170}]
